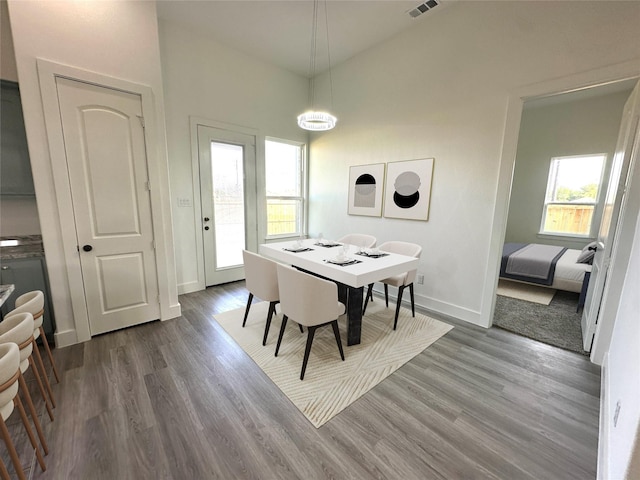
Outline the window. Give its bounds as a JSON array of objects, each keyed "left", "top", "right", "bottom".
[
  {"left": 265, "top": 138, "right": 306, "bottom": 238},
  {"left": 540, "top": 154, "right": 606, "bottom": 237}
]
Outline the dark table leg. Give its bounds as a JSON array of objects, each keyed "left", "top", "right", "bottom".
[{"left": 346, "top": 286, "right": 363, "bottom": 346}]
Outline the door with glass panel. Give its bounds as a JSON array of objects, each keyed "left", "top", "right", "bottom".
[{"left": 198, "top": 125, "right": 257, "bottom": 286}]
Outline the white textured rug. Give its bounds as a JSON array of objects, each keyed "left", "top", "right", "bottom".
[
  {"left": 497, "top": 279, "right": 556, "bottom": 305},
  {"left": 213, "top": 300, "right": 453, "bottom": 428}
]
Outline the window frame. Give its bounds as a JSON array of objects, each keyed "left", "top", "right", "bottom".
[
  {"left": 538, "top": 153, "right": 607, "bottom": 239},
  {"left": 264, "top": 136, "right": 308, "bottom": 240}
]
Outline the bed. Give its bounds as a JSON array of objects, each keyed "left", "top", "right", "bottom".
[{"left": 500, "top": 243, "right": 592, "bottom": 293}]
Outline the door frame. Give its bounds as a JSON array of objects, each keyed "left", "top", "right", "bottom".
[
  {"left": 37, "top": 59, "right": 180, "bottom": 344},
  {"left": 188, "top": 117, "right": 262, "bottom": 293},
  {"left": 483, "top": 58, "right": 640, "bottom": 361}
]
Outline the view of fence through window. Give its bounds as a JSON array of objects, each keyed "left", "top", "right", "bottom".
[
  {"left": 265, "top": 140, "right": 304, "bottom": 236},
  {"left": 541, "top": 154, "right": 606, "bottom": 236}
]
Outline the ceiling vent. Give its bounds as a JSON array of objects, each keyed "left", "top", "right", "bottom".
[{"left": 408, "top": 0, "right": 439, "bottom": 18}]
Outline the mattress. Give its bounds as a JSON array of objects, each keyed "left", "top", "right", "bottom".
[{"left": 500, "top": 245, "right": 591, "bottom": 293}]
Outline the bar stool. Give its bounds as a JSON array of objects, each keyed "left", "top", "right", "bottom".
[
  {"left": 0, "top": 312, "right": 51, "bottom": 456},
  {"left": 0, "top": 342, "right": 47, "bottom": 479},
  {"left": 6, "top": 291, "right": 58, "bottom": 410}
]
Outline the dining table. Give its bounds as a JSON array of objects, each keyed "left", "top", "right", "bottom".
[{"left": 259, "top": 238, "right": 419, "bottom": 346}]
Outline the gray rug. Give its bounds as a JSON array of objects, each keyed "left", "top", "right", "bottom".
[{"left": 493, "top": 291, "right": 588, "bottom": 355}]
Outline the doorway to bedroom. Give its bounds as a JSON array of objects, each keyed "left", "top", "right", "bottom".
[{"left": 495, "top": 79, "right": 637, "bottom": 355}]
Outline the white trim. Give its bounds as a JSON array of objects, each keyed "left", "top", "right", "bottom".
[
  {"left": 53, "top": 329, "right": 78, "bottom": 349},
  {"left": 483, "top": 59, "right": 640, "bottom": 334},
  {"left": 37, "top": 58, "right": 180, "bottom": 342},
  {"left": 597, "top": 352, "right": 610, "bottom": 480}
]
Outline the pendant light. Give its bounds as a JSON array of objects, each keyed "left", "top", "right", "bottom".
[{"left": 297, "top": 0, "right": 337, "bottom": 131}]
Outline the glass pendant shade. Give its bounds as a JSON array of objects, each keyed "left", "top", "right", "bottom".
[{"left": 297, "top": 111, "right": 337, "bottom": 131}]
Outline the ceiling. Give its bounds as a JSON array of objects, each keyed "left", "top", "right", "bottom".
[{"left": 156, "top": 0, "right": 452, "bottom": 77}]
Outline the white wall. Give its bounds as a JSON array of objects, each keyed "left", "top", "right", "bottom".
[
  {"left": 602, "top": 204, "right": 640, "bottom": 479},
  {"left": 506, "top": 90, "right": 630, "bottom": 250},
  {"left": 7, "top": 0, "right": 179, "bottom": 345},
  {"left": 308, "top": 0, "right": 640, "bottom": 326},
  {"left": 158, "top": 20, "right": 309, "bottom": 293}
]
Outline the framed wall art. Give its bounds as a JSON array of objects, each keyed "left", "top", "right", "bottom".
[
  {"left": 347, "top": 163, "right": 386, "bottom": 217},
  {"left": 383, "top": 158, "right": 434, "bottom": 221}
]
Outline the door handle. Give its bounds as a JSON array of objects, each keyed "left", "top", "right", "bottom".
[
  {"left": 203, "top": 217, "right": 210, "bottom": 222},
  {"left": 204, "top": 226, "right": 210, "bottom": 231},
  {"left": 82, "top": 245, "right": 93, "bottom": 252}
]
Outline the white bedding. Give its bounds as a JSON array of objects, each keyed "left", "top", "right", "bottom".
[{"left": 550, "top": 248, "right": 591, "bottom": 293}]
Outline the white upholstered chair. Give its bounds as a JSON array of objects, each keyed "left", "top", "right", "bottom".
[
  {"left": 0, "top": 342, "right": 47, "bottom": 479},
  {"left": 6, "top": 290, "right": 58, "bottom": 412},
  {"left": 275, "top": 264, "right": 346, "bottom": 380},
  {"left": 0, "top": 314, "right": 50, "bottom": 468},
  {"left": 242, "top": 250, "right": 284, "bottom": 346},
  {"left": 363, "top": 241, "right": 422, "bottom": 330},
  {"left": 337, "top": 233, "right": 377, "bottom": 250}
]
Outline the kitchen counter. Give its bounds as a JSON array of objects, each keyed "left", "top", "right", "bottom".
[{"left": 0, "top": 235, "right": 45, "bottom": 259}]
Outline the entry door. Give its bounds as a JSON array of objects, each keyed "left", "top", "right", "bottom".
[
  {"left": 581, "top": 80, "right": 640, "bottom": 351},
  {"left": 198, "top": 125, "right": 257, "bottom": 286},
  {"left": 56, "top": 78, "right": 160, "bottom": 335}
]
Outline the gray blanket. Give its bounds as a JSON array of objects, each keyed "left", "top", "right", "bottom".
[{"left": 501, "top": 243, "right": 567, "bottom": 286}]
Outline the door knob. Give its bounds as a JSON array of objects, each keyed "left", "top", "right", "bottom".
[
  {"left": 204, "top": 217, "right": 210, "bottom": 222},
  {"left": 82, "top": 245, "right": 93, "bottom": 252},
  {"left": 204, "top": 226, "right": 210, "bottom": 231}
]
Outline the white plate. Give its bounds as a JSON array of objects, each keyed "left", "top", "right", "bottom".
[{"left": 331, "top": 256, "right": 353, "bottom": 265}]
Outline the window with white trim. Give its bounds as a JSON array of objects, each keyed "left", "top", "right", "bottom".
[
  {"left": 540, "top": 154, "right": 606, "bottom": 237},
  {"left": 265, "top": 138, "right": 306, "bottom": 238}
]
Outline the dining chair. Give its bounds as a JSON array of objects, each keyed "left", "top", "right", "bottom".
[
  {"left": 0, "top": 342, "right": 47, "bottom": 479},
  {"left": 0, "top": 314, "right": 50, "bottom": 465},
  {"left": 362, "top": 241, "right": 422, "bottom": 330},
  {"left": 275, "top": 264, "right": 345, "bottom": 380},
  {"left": 242, "top": 250, "right": 284, "bottom": 346},
  {"left": 337, "top": 234, "right": 377, "bottom": 304}
]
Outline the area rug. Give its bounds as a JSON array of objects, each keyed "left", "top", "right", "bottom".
[
  {"left": 213, "top": 300, "right": 453, "bottom": 427},
  {"left": 497, "top": 279, "right": 556, "bottom": 305},
  {"left": 493, "top": 290, "right": 587, "bottom": 355}
]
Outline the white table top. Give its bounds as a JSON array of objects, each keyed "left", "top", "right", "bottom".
[{"left": 260, "top": 239, "right": 419, "bottom": 288}]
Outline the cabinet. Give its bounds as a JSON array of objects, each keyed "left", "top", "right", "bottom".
[
  {"left": 1, "top": 80, "right": 35, "bottom": 196},
  {"left": 0, "top": 257, "right": 56, "bottom": 343}
]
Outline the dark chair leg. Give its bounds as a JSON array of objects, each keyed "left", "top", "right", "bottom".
[
  {"left": 262, "top": 301, "right": 278, "bottom": 346},
  {"left": 300, "top": 326, "right": 317, "bottom": 380},
  {"left": 331, "top": 320, "right": 345, "bottom": 361},
  {"left": 298, "top": 323, "right": 304, "bottom": 333},
  {"left": 362, "top": 283, "right": 374, "bottom": 315},
  {"left": 409, "top": 283, "right": 415, "bottom": 317},
  {"left": 384, "top": 284, "right": 389, "bottom": 307},
  {"left": 242, "top": 293, "right": 254, "bottom": 327},
  {"left": 393, "top": 285, "right": 406, "bottom": 330},
  {"left": 275, "top": 315, "right": 288, "bottom": 357}
]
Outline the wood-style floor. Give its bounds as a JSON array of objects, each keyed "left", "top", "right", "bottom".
[{"left": 4, "top": 281, "right": 601, "bottom": 479}]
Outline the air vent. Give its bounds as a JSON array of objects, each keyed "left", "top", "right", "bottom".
[{"left": 408, "top": 0, "right": 439, "bottom": 18}]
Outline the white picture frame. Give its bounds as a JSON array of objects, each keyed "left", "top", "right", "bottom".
[
  {"left": 347, "top": 163, "right": 386, "bottom": 217},
  {"left": 383, "top": 158, "right": 434, "bottom": 221}
]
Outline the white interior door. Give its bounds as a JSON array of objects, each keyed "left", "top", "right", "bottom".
[
  {"left": 56, "top": 77, "right": 160, "bottom": 335},
  {"left": 581, "top": 80, "right": 640, "bottom": 351},
  {"left": 198, "top": 125, "right": 257, "bottom": 286}
]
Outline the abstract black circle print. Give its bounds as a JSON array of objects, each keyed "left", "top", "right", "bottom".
[
  {"left": 354, "top": 173, "right": 376, "bottom": 208},
  {"left": 392, "top": 171, "right": 421, "bottom": 209}
]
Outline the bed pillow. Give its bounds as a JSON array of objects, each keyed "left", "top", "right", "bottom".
[{"left": 577, "top": 241, "right": 598, "bottom": 264}]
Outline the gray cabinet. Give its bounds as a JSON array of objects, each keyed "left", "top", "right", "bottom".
[
  {"left": 0, "top": 256, "right": 56, "bottom": 343},
  {"left": 1, "top": 80, "right": 35, "bottom": 196}
]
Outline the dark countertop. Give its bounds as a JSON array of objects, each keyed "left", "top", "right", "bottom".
[{"left": 0, "top": 235, "right": 45, "bottom": 259}]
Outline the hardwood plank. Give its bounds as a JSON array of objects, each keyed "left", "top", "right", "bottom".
[{"left": 26, "top": 280, "right": 600, "bottom": 479}]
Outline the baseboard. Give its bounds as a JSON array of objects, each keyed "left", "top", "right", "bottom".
[
  {"left": 162, "top": 302, "right": 182, "bottom": 320},
  {"left": 178, "top": 280, "right": 204, "bottom": 295},
  {"left": 597, "top": 352, "right": 610, "bottom": 480},
  {"left": 54, "top": 328, "right": 78, "bottom": 348},
  {"left": 370, "top": 287, "right": 486, "bottom": 328}
]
